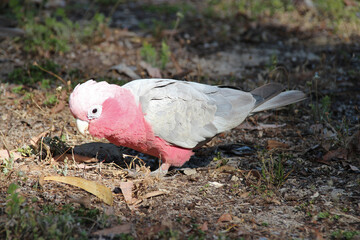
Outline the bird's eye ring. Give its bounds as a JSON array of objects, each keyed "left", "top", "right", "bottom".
[{"left": 88, "top": 105, "right": 102, "bottom": 120}]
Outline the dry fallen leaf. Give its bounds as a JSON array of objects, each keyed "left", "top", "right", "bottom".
[
  {"left": 51, "top": 100, "right": 66, "bottom": 114},
  {"left": 239, "top": 191, "right": 250, "bottom": 198},
  {"left": 30, "top": 131, "right": 50, "bottom": 146},
  {"left": 110, "top": 63, "right": 140, "bottom": 79},
  {"left": 322, "top": 148, "right": 348, "bottom": 162},
  {"left": 43, "top": 176, "right": 113, "bottom": 205},
  {"left": 53, "top": 153, "right": 98, "bottom": 163},
  {"left": 139, "top": 61, "right": 162, "bottom": 78},
  {"left": 267, "top": 139, "right": 290, "bottom": 150},
  {"left": 142, "top": 191, "right": 166, "bottom": 199},
  {"left": 349, "top": 165, "right": 360, "bottom": 172},
  {"left": 0, "top": 150, "right": 22, "bottom": 159},
  {"left": 209, "top": 181, "right": 224, "bottom": 188},
  {"left": 200, "top": 221, "right": 208, "bottom": 231},
  {"left": 68, "top": 195, "right": 92, "bottom": 208},
  {"left": 92, "top": 223, "right": 132, "bottom": 237},
  {"left": 217, "top": 213, "right": 233, "bottom": 223},
  {"left": 119, "top": 181, "right": 135, "bottom": 204},
  {"left": 183, "top": 168, "right": 197, "bottom": 175}
]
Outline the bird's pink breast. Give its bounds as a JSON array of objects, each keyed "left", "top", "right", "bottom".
[
  {"left": 103, "top": 102, "right": 194, "bottom": 167},
  {"left": 107, "top": 123, "right": 194, "bottom": 166}
]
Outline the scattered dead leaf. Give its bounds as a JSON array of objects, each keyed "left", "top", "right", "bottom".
[
  {"left": 183, "top": 168, "right": 197, "bottom": 175},
  {"left": 120, "top": 181, "right": 135, "bottom": 204},
  {"left": 43, "top": 176, "right": 113, "bottom": 205},
  {"left": 39, "top": 174, "right": 45, "bottom": 187},
  {"left": 312, "top": 227, "right": 324, "bottom": 240},
  {"left": 200, "top": 221, "right": 208, "bottom": 231},
  {"left": 349, "top": 165, "right": 360, "bottom": 172},
  {"left": 142, "top": 190, "right": 166, "bottom": 199},
  {"left": 110, "top": 63, "right": 140, "bottom": 79},
  {"left": 51, "top": 100, "right": 66, "bottom": 114},
  {"left": 267, "top": 139, "right": 290, "bottom": 150},
  {"left": 30, "top": 131, "right": 50, "bottom": 146},
  {"left": 53, "top": 153, "right": 98, "bottom": 163},
  {"left": 215, "top": 165, "right": 237, "bottom": 173},
  {"left": 217, "top": 213, "right": 233, "bottom": 223},
  {"left": 343, "top": 0, "right": 358, "bottom": 7},
  {"left": 209, "top": 181, "right": 224, "bottom": 188},
  {"left": 139, "top": 61, "right": 162, "bottom": 78},
  {"left": 92, "top": 223, "right": 132, "bottom": 237},
  {"left": 68, "top": 195, "right": 92, "bottom": 208},
  {"left": 322, "top": 148, "right": 348, "bottom": 162},
  {"left": 239, "top": 191, "right": 250, "bottom": 198},
  {"left": 0, "top": 149, "right": 22, "bottom": 159}
]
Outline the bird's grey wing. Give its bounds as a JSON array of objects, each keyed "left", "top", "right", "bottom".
[
  {"left": 135, "top": 79, "right": 219, "bottom": 148},
  {"left": 124, "top": 79, "right": 257, "bottom": 149}
]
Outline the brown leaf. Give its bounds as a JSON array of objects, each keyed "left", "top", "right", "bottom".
[
  {"left": 92, "top": 223, "right": 132, "bottom": 237},
  {"left": 343, "top": 0, "right": 357, "bottom": 6},
  {"left": 200, "top": 221, "right": 208, "bottom": 231},
  {"left": 217, "top": 213, "right": 233, "bottom": 223},
  {"left": 30, "top": 131, "right": 50, "bottom": 146},
  {"left": 51, "top": 100, "right": 66, "bottom": 114},
  {"left": 172, "top": 69, "right": 192, "bottom": 79},
  {"left": 53, "top": 153, "right": 98, "bottom": 163},
  {"left": 39, "top": 174, "right": 45, "bottom": 187},
  {"left": 322, "top": 148, "right": 348, "bottom": 162},
  {"left": 239, "top": 191, "right": 250, "bottom": 198},
  {"left": 110, "top": 63, "right": 140, "bottom": 79},
  {"left": 60, "top": 89, "right": 67, "bottom": 100},
  {"left": 312, "top": 227, "right": 324, "bottom": 240},
  {"left": 43, "top": 176, "right": 113, "bottom": 205},
  {"left": 0, "top": 150, "right": 22, "bottom": 159},
  {"left": 120, "top": 181, "right": 135, "bottom": 204},
  {"left": 267, "top": 140, "right": 289, "bottom": 150},
  {"left": 68, "top": 195, "right": 92, "bottom": 208},
  {"left": 139, "top": 61, "right": 162, "bottom": 78},
  {"left": 142, "top": 191, "right": 166, "bottom": 199}
]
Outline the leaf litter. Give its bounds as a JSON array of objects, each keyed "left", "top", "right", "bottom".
[{"left": 0, "top": 1, "right": 359, "bottom": 239}]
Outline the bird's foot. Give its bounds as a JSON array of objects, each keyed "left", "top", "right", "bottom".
[
  {"left": 149, "top": 163, "right": 171, "bottom": 178},
  {"left": 123, "top": 163, "right": 171, "bottom": 178}
]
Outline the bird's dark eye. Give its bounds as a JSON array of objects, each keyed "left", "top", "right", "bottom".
[{"left": 87, "top": 104, "right": 102, "bottom": 120}]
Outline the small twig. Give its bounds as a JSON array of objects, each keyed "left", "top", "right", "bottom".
[
  {"left": 107, "top": 0, "right": 123, "bottom": 25},
  {"left": 33, "top": 61, "right": 68, "bottom": 88},
  {"left": 122, "top": 154, "right": 146, "bottom": 170},
  {"left": 0, "top": 131, "right": 11, "bottom": 158},
  {"left": 30, "top": 95, "right": 45, "bottom": 113}
]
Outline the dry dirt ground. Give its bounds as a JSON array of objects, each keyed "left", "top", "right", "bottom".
[{"left": 0, "top": 1, "right": 360, "bottom": 239}]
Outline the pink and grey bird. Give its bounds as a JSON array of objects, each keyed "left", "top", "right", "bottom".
[{"left": 69, "top": 79, "right": 305, "bottom": 173}]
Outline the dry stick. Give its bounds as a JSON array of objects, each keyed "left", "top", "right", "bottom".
[
  {"left": 33, "top": 61, "right": 69, "bottom": 89},
  {"left": 31, "top": 95, "right": 45, "bottom": 113},
  {"left": 107, "top": 0, "right": 123, "bottom": 25},
  {"left": 168, "top": 13, "right": 184, "bottom": 75},
  {"left": 0, "top": 131, "right": 11, "bottom": 158}
]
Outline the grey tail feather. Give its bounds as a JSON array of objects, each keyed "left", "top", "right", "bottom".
[
  {"left": 251, "top": 83, "right": 284, "bottom": 108},
  {"left": 252, "top": 90, "right": 306, "bottom": 112}
]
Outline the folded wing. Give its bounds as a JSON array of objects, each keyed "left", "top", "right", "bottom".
[{"left": 124, "top": 79, "right": 258, "bottom": 148}]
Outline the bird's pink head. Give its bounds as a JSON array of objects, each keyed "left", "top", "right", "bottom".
[{"left": 69, "top": 79, "right": 139, "bottom": 138}]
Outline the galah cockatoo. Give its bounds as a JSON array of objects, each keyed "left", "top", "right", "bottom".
[{"left": 69, "top": 79, "right": 305, "bottom": 173}]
